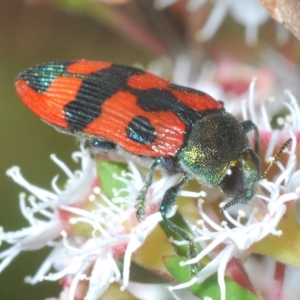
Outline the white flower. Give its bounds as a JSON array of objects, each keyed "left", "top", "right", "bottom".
[
  {"left": 1, "top": 145, "right": 182, "bottom": 299},
  {"left": 195, "top": 0, "right": 270, "bottom": 45},
  {"left": 154, "top": 0, "right": 288, "bottom": 45},
  {"left": 168, "top": 80, "right": 300, "bottom": 300},
  {"left": 1, "top": 148, "right": 94, "bottom": 280}
]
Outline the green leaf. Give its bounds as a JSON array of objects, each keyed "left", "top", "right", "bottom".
[
  {"left": 251, "top": 204, "right": 300, "bottom": 268},
  {"left": 132, "top": 225, "right": 177, "bottom": 281},
  {"left": 96, "top": 159, "right": 130, "bottom": 200},
  {"left": 101, "top": 282, "right": 138, "bottom": 300},
  {"left": 118, "top": 261, "right": 170, "bottom": 284},
  {"left": 164, "top": 256, "right": 259, "bottom": 300}
]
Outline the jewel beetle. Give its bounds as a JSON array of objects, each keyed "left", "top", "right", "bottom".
[{"left": 15, "top": 59, "right": 278, "bottom": 264}]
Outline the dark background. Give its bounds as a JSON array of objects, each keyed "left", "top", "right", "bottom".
[{"left": 0, "top": 0, "right": 151, "bottom": 298}]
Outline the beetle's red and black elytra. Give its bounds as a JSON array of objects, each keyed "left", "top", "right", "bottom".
[
  {"left": 16, "top": 59, "right": 267, "bottom": 271},
  {"left": 16, "top": 60, "right": 224, "bottom": 157}
]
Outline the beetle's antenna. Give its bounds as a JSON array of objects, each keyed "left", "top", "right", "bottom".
[
  {"left": 259, "top": 138, "right": 292, "bottom": 180},
  {"left": 220, "top": 197, "right": 241, "bottom": 212}
]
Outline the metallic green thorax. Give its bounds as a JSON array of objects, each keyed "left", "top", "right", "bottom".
[{"left": 178, "top": 111, "right": 259, "bottom": 189}]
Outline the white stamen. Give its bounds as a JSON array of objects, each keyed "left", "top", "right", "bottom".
[
  {"left": 248, "top": 77, "right": 257, "bottom": 124},
  {"left": 196, "top": 0, "right": 230, "bottom": 41},
  {"left": 50, "top": 154, "right": 75, "bottom": 180}
]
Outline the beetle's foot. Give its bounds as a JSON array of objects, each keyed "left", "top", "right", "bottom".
[
  {"left": 136, "top": 205, "right": 145, "bottom": 221},
  {"left": 190, "top": 263, "right": 199, "bottom": 276}
]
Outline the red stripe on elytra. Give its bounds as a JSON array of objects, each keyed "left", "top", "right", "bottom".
[
  {"left": 67, "top": 60, "right": 112, "bottom": 75},
  {"left": 84, "top": 90, "right": 185, "bottom": 157},
  {"left": 127, "top": 72, "right": 169, "bottom": 90},
  {"left": 16, "top": 77, "right": 83, "bottom": 129},
  {"left": 170, "top": 89, "right": 223, "bottom": 111},
  {"left": 127, "top": 72, "right": 223, "bottom": 111}
]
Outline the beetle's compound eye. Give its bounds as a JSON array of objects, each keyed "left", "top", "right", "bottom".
[{"left": 220, "top": 166, "right": 244, "bottom": 197}]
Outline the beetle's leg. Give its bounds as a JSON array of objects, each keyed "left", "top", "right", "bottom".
[
  {"left": 241, "top": 120, "right": 260, "bottom": 156},
  {"left": 160, "top": 174, "right": 198, "bottom": 274},
  {"left": 90, "top": 139, "right": 117, "bottom": 151},
  {"left": 136, "top": 157, "right": 177, "bottom": 220},
  {"left": 136, "top": 158, "right": 161, "bottom": 220}
]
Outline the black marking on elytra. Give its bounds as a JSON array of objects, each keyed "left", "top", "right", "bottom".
[
  {"left": 17, "top": 61, "right": 71, "bottom": 94},
  {"left": 134, "top": 88, "right": 199, "bottom": 125},
  {"left": 126, "top": 116, "right": 157, "bottom": 144},
  {"left": 62, "top": 63, "right": 223, "bottom": 135},
  {"left": 64, "top": 64, "right": 144, "bottom": 131}
]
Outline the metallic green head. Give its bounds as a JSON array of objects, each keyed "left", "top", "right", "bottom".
[{"left": 178, "top": 111, "right": 260, "bottom": 206}]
